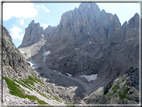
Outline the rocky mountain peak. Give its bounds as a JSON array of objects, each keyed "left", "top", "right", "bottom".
[
  {"left": 18, "top": 20, "right": 43, "bottom": 48},
  {"left": 28, "top": 20, "right": 40, "bottom": 28},
  {"left": 30, "top": 20, "right": 35, "bottom": 25},
  {"left": 79, "top": 3, "right": 100, "bottom": 12},
  {"left": 128, "top": 13, "right": 139, "bottom": 28}
]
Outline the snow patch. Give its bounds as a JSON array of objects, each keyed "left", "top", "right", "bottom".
[
  {"left": 52, "top": 70, "right": 63, "bottom": 76},
  {"left": 27, "top": 60, "right": 38, "bottom": 69},
  {"left": 75, "top": 48, "right": 80, "bottom": 51},
  {"left": 66, "top": 73, "right": 72, "bottom": 77},
  {"left": 58, "top": 72, "right": 63, "bottom": 75},
  {"left": 53, "top": 70, "right": 57, "bottom": 72},
  {"left": 41, "top": 34, "right": 44, "bottom": 39},
  {"left": 80, "top": 74, "right": 98, "bottom": 82},
  {"left": 44, "top": 51, "right": 50, "bottom": 56}
]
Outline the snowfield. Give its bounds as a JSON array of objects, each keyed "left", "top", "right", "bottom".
[{"left": 80, "top": 74, "right": 98, "bottom": 82}]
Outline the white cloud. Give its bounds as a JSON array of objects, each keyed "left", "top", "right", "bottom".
[
  {"left": 41, "top": 23, "right": 49, "bottom": 28},
  {"left": 20, "top": 19, "right": 24, "bottom": 25},
  {"left": 10, "top": 25, "right": 24, "bottom": 40},
  {"left": 3, "top": 3, "right": 38, "bottom": 21},
  {"left": 25, "top": 24, "right": 28, "bottom": 27},
  {"left": 18, "top": 33, "right": 24, "bottom": 40},
  {"left": 36, "top": 4, "right": 40, "bottom": 8},
  {"left": 41, "top": 4, "right": 50, "bottom": 13},
  {"left": 45, "top": 9, "right": 50, "bottom": 13},
  {"left": 41, "top": 4, "right": 45, "bottom": 9}
]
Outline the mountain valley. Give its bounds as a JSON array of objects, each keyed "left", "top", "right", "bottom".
[{"left": 1, "top": 3, "right": 140, "bottom": 106}]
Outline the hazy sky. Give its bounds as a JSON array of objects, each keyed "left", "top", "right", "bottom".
[{"left": 3, "top": 2, "right": 140, "bottom": 47}]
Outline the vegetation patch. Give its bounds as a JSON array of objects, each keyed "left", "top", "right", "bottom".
[
  {"left": 14, "top": 79, "right": 33, "bottom": 91},
  {"left": 19, "top": 75, "right": 42, "bottom": 87},
  {"left": 118, "top": 87, "right": 131, "bottom": 101},
  {"left": 112, "top": 85, "right": 119, "bottom": 92},
  {"left": 30, "top": 73, "right": 43, "bottom": 84},
  {"left": 65, "top": 102, "right": 74, "bottom": 106},
  {"left": 15, "top": 79, "right": 50, "bottom": 100},
  {"left": 53, "top": 96, "right": 62, "bottom": 103},
  {"left": 48, "top": 91, "right": 62, "bottom": 102},
  {"left": 36, "top": 90, "right": 49, "bottom": 99},
  {"left": 3, "top": 77, "right": 25, "bottom": 97},
  {"left": 3, "top": 77, "right": 48, "bottom": 104}
]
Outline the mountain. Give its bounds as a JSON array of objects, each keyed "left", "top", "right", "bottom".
[
  {"left": 2, "top": 3, "right": 140, "bottom": 105},
  {"left": 2, "top": 25, "right": 86, "bottom": 105}
]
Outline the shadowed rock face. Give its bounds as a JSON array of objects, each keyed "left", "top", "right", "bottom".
[{"left": 42, "top": 3, "right": 138, "bottom": 77}]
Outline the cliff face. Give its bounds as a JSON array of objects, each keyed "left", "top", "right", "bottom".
[
  {"left": 31, "top": 3, "right": 138, "bottom": 78},
  {"left": 45, "top": 3, "right": 121, "bottom": 45}
]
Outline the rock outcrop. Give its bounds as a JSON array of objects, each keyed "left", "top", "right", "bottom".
[{"left": 84, "top": 67, "right": 139, "bottom": 104}]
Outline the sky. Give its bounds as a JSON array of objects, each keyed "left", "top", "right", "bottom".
[{"left": 2, "top": 2, "right": 140, "bottom": 48}]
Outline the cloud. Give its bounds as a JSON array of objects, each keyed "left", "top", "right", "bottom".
[
  {"left": 20, "top": 19, "right": 24, "bottom": 26},
  {"left": 41, "top": 4, "right": 45, "bottom": 9},
  {"left": 25, "top": 24, "right": 28, "bottom": 27},
  {"left": 45, "top": 9, "right": 49, "bottom": 13},
  {"left": 41, "top": 23, "right": 49, "bottom": 28},
  {"left": 36, "top": 4, "right": 40, "bottom": 8},
  {"left": 41, "top": 4, "right": 50, "bottom": 13},
  {"left": 18, "top": 33, "right": 24, "bottom": 40},
  {"left": 10, "top": 25, "right": 24, "bottom": 40},
  {"left": 3, "top": 3, "right": 38, "bottom": 20}
]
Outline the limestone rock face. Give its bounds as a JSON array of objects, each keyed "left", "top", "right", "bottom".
[
  {"left": 46, "top": 3, "right": 120, "bottom": 45},
  {"left": 43, "top": 25, "right": 56, "bottom": 41},
  {"left": 19, "top": 20, "right": 43, "bottom": 48},
  {"left": 2, "top": 26, "right": 31, "bottom": 79}
]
